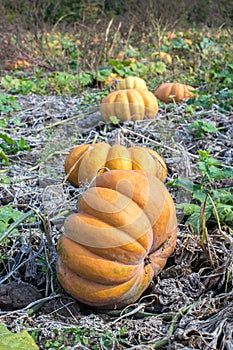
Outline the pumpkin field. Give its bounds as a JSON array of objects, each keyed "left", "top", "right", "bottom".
[{"left": 0, "top": 2, "right": 233, "bottom": 349}]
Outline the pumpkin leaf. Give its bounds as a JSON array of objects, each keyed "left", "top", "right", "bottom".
[
  {"left": 0, "top": 324, "right": 39, "bottom": 350},
  {"left": 192, "top": 189, "right": 209, "bottom": 202},
  {"left": 0, "top": 208, "right": 34, "bottom": 242},
  {"left": 186, "top": 205, "right": 213, "bottom": 233},
  {"left": 176, "top": 203, "right": 200, "bottom": 216},
  {"left": 169, "top": 178, "right": 201, "bottom": 193},
  {"left": 78, "top": 72, "right": 93, "bottom": 86},
  {"left": 95, "top": 69, "right": 112, "bottom": 82},
  {"left": 207, "top": 166, "right": 233, "bottom": 180},
  {"left": 149, "top": 61, "right": 166, "bottom": 74},
  {"left": 215, "top": 203, "right": 233, "bottom": 225},
  {"left": 188, "top": 120, "right": 218, "bottom": 137},
  {"left": 109, "top": 116, "right": 120, "bottom": 125}
]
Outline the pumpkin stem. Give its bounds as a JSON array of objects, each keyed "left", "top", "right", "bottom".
[
  {"left": 88, "top": 167, "right": 111, "bottom": 188},
  {"left": 144, "top": 256, "right": 152, "bottom": 266}
]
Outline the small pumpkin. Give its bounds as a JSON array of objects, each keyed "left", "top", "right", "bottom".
[
  {"left": 116, "top": 76, "right": 148, "bottom": 90},
  {"left": 151, "top": 52, "right": 172, "bottom": 64},
  {"left": 64, "top": 142, "right": 167, "bottom": 187},
  {"left": 103, "top": 73, "right": 123, "bottom": 88},
  {"left": 155, "top": 82, "right": 195, "bottom": 103},
  {"left": 100, "top": 89, "right": 158, "bottom": 121},
  {"left": 57, "top": 170, "right": 177, "bottom": 309},
  {"left": 5, "top": 59, "right": 31, "bottom": 70}
]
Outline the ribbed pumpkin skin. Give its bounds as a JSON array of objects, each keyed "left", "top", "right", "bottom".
[
  {"left": 116, "top": 76, "right": 148, "bottom": 90},
  {"left": 64, "top": 142, "right": 167, "bottom": 187},
  {"left": 57, "top": 170, "right": 177, "bottom": 309},
  {"left": 100, "top": 89, "right": 158, "bottom": 121},
  {"left": 155, "top": 82, "right": 195, "bottom": 103}
]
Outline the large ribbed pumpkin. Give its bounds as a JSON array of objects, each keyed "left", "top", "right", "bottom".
[
  {"left": 100, "top": 89, "right": 158, "bottom": 121},
  {"left": 64, "top": 142, "right": 167, "bottom": 187},
  {"left": 57, "top": 170, "right": 177, "bottom": 309},
  {"left": 116, "top": 76, "right": 148, "bottom": 90},
  {"left": 155, "top": 82, "right": 195, "bottom": 103}
]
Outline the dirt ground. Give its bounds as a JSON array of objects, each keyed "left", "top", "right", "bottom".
[{"left": 0, "top": 90, "right": 232, "bottom": 349}]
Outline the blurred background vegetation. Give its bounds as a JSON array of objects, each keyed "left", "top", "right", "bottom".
[
  {"left": 0, "top": 0, "right": 232, "bottom": 94},
  {"left": 1, "top": 0, "right": 233, "bottom": 33}
]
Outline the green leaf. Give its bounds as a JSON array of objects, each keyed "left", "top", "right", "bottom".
[
  {"left": 0, "top": 206, "right": 25, "bottom": 226},
  {"left": 169, "top": 178, "right": 199, "bottom": 192},
  {"left": 0, "top": 149, "right": 9, "bottom": 165},
  {"left": 215, "top": 203, "right": 233, "bottom": 224},
  {"left": 0, "top": 94, "right": 21, "bottom": 114},
  {"left": 0, "top": 119, "right": 6, "bottom": 128},
  {"left": 198, "top": 150, "right": 221, "bottom": 165},
  {"left": 95, "top": 69, "right": 112, "bottom": 82},
  {"left": 108, "top": 59, "right": 122, "bottom": 67},
  {"left": 0, "top": 133, "right": 30, "bottom": 156},
  {"left": 193, "top": 189, "right": 208, "bottom": 202},
  {"left": 176, "top": 203, "right": 200, "bottom": 215},
  {"left": 114, "top": 67, "right": 126, "bottom": 76},
  {"left": 109, "top": 116, "right": 120, "bottom": 124},
  {"left": 186, "top": 205, "right": 212, "bottom": 233},
  {"left": 188, "top": 121, "right": 218, "bottom": 137},
  {"left": 200, "top": 122, "right": 218, "bottom": 133},
  {"left": 212, "top": 189, "right": 233, "bottom": 204},
  {"left": 13, "top": 116, "right": 22, "bottom": 125},
  {"left": 149, "top": 61, "right": 166, "bottom": 74},
  {"left": 207, "top": 165, "right": 233, "bottom": 180},
  {"left": 0, "top": 209, "right": 34, "bottom": 242},
  {"left": 0, "top": 324, "right": 39, "bottom": 350},
  {"left": 129, "top": 62, "right": 148, "bottom": 75},
  {"left": 185, "top": 210, "right": 202, "bottom": 232},
  {"left": 0, "top": 221, "right": 8, "bottom": 233},
  {"left": 0, "top": 133, "right": 16, "bottom": 146},
  {"left": 0, "top": 174, "right": 11, "bottom": 185},
  {"left": 17, "top": 137, "right": 30, "bottom": 151}
]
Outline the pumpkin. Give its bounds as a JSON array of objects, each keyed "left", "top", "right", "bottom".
[
  {"left": 103, "top": 73, "right": 123, "bottom": 88},
  {"left": 151, "top": 52, "right": 172, "bottom": 64},
  {"left": 5, "top": 59, "right": 31, "bottom": 70},
  {"left": 116, "top": 76, "right": 148, "bottom": 90},
  {"left": 100, "top": 89, "right": 158, "bottom": 122},
  {"left": 155, "top": 82, "right": 195, "bottom": 103},
  {"left": 64, "top": 142, "right": 167, "bottom": 187},
  {"left": 57, "top": 170, "right": 177, "bottom": 309}
]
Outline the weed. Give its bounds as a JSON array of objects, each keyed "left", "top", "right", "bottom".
[
  {"left": 0, "top": 324, "right": 38, "bottom": 350},
  {"left": 0, "top": 206, "right": 26, "bottom": 236},
  {"left": 187, "top": 89, "right": 233, "bottom": 112},
  {"left": 169, "top": 150, "right": 233, "bottom": 233},
  {"left": 43, "top": 326, "right": 127, "bottom": 349},
  {"left": 109, "top": 116, "right": 121, "bottom": 125},
  {"left": 0, "top": 133, "right": 30, "bottom": 165},
  {"left": 0, "top": 174, "right": 11, "bottom": 185},
  {"left": 188, "top": 120, "right": 218, "bottom": 138},
  {"left": 0, "top": 94, "right": 21, "bottom": 114}
]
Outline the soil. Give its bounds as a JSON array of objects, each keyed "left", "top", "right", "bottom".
[{"left": 0, "top": 90, "right": 232, "bottom": 349}]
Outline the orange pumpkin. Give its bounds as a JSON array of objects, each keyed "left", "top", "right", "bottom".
[
  {"left": 100, "top": 89, "right": 158, "bottom": 121},
  {"left": 57, "top": 170, "right": 177, "bottom": 309},
  {"left": 103, "top": 73, "right": 123, "bottom": 88},
  {"left": 64, "top": 142, "right": 167, "bottom": 187},
  {"left": 155, "top": 82, "right": 195, "bottom": 103},
  {"left": 116, "top": 76, "right": 148, "bottom": 90},
  {"left": 151, "top": 52, "right": 172, "bottom": 64}
]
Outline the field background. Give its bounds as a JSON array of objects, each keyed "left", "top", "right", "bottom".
[{"left": 0, "top": 1, "right": 232, "bottom": 349}]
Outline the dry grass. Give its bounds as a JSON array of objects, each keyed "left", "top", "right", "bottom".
[{"left": 0, "top": 90, "right": 232, "bottom": 349}]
